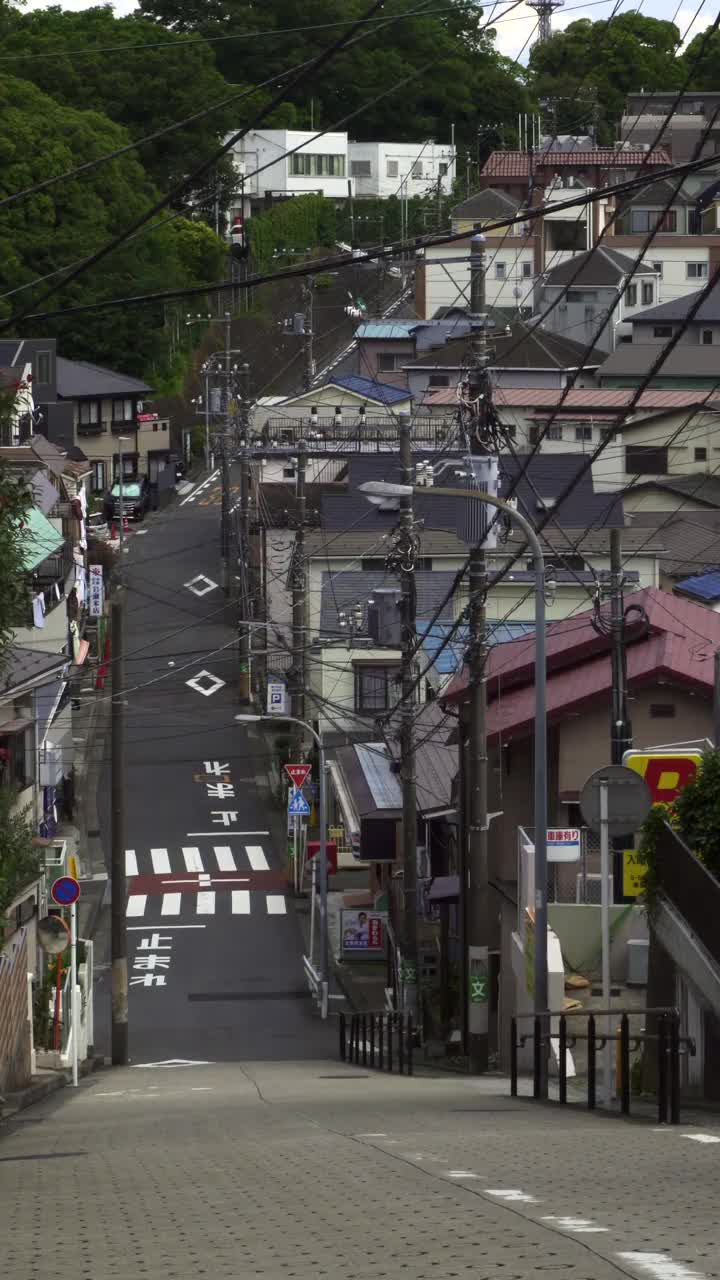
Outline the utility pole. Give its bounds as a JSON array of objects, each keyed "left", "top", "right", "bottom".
[
  {"left": 302, "top": 279, "right": 314, "bottom": 392},
  {"left": 291, "top": 442, "right": 307, "bottom": 760},
  {"left": 465, "top": 232, "right": 493, "bottom": 1072},
  {"left": 609, "top": 528, "right": 633, "bottom": 902},
  {"left": 220, "top": 312, "right": 234, "bottom": 597},
  {"left": 398, "top": 411, "right": 419, "bottom": 1018},
  {"left": 111, "top": 436, "right": 129, "bottom": 1065},
  {"left": 714, "top": 650, "right": 720, "bottom": 748},
  {"left": 238, "top": 364, "right": 253, "bottom": 702},
  {"left": 347, "top": 178, "right": 355, "bottom": 244}
]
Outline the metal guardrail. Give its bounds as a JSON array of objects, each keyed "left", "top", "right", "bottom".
[
  {"left": 655, "top": 823, "right": 720, "bottom": 972},
  {"left": 510, "top": 1006, "right": 695, "bottom": 1125},
  {"left": 339, "top": 1010, "right": 415, "bottom": 1076}
]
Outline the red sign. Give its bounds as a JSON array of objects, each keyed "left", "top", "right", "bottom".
[
  {"left": 307, "top": 841, "right": 338, "bottom": 875},
  {"left": 285, "top": 763, "right": 311, "bottom": 789},
  {"left": 136, "top": 412, "right": 159, "bottom": 422}
]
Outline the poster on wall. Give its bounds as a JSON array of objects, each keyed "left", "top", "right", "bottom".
[{"left": 340, "top": 909, "right": 386, "bottom": 956}]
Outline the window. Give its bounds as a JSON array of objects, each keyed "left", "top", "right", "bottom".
[
  {"left": 630, "top": 209, "right": 677, "bottom": 233},
  {"left": 650, "top": 704, "right": 676, "bottom": 719},
  {"left": 625, "top": 284, "right": 637, "bottom": 306},
  {"left": 0, "top": 725, "right": 34, "bottom": 791},
  {"left": 625, "top": 445, "right": 668, "bottom": 475},
  {"left": 112, "top": 398, "right": 134, "bottom": 422},
  {"left": 522, "top": 261, "right": 533, "bottom": 278},
  {"left": 282, "top": 467, "right": 296, "bottom": 479},
  {"left": 91, "top": 460, "right": 106, "bottom": 493},
  {"left": 547, "top": 425, "right": 563, "bottom": 441},
  {"left": 652, "top": 261, "right": 663, "bottom": 278},
  {"left": 439, "top": 162, "right": 449, "bottom": 177},
  {"left": 355, "top": 666, "right": 398, "bottom": 713},
  {"left": 702, "top": 329, "right": 714, "bottom": 345},
  {"left": 428, "top": 374, "right": 450, "bottom": 387},
  {"left": 386, "top": 159, "right": 399, "bottom": 178},
  {"left": 377, "top": 353, "right": 397, "bottom": 372},
  {"left": 351, "top": 160, "right": 371, "bottom": 177},
  {"left": 496, "top": 263, "right": 506, "bottom": 278},
  {"left": 35, "top": 349, "right": 51, "bottom": 385},
  {"left": 687, "top": 262, "right": 708, "bottom": 279},
  {"left": 641, "top": 282, "right": 653, "bottom": 306},
  {"left": 575, "top": 426, "right": 592, "bottom": 442},
  {"left": 411, "top": 161, "right": 423, "bottom": 179},
  {"left": 79, "top": 401, "right": 99, "bottom": 425},
  {"left": 654, "top": 325, "right": 673, "bottom": 338},
  {"left": 695, "top": 447, "right": 707, "bottom": 461},
  {"left": 289, "top": 153, "right": 345, "bottom": 177}
]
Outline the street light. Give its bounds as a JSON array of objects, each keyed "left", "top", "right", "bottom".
[
  {"left": 235, "top": 712, "right": 329, "bottom": 1018},
  {"left": 358, "top": 479, "right": 549, "bottom": 1051}
]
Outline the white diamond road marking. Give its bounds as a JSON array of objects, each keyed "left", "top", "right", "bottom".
[
  {"left": 214, "top": 846, "right": 236, "bottom": 871},
  {"left": 486, "top": 1189, "right": 539, "bottom": 1204},
  {"left": 125, "top": 850, "right": 138, "bottom": 877},
  {"left": 127, "top": 895, "right": 147, "bottom": 917},
  {"left": 232, "top": 890, "right": 250, "bottom": 914},
  {"left": 445, "top": 1171, "right": 479, "bottom": 1179},
  {"left": 681, "top": 1133, "right": 720, "bottom": 1143},
  {"left": 150, "top": 848, "right": 171, "bottom": 874},
  {"left": 266, "top": 895, "right": 286, "bottom": 915},
  {"left": 246, "top": 844, "right": 269, "bottom": 871},
  {"left": 184, "top": 574, "right": 219, "bottom": 598},
  {"left": 196, "top": 891, "right": 215, "bottom": 915},
  {"left": 161, "top": 894, "right": 181, "bottom": 916},
  {"left": 185, "top": 669, "right": 226, "bottom": 697},
  {"left": 617, "top": 1253, "right": 705, "bottom": 1279},
  {"left": 182, "top": 847, "right": 204, "bottom": 872}
]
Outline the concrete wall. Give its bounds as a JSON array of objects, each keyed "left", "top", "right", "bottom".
[
  {"left": 348, "top": 140, "right": 455, "bottom": 200},
  {"left": 228, "top": 129, "right": 349, "bottom": 200},
  {"left": 0, "top": 929, "right": 32, "bottom": 1094},
  {"left": 548, "top": 903, "right": 649, "bottom": 983}
]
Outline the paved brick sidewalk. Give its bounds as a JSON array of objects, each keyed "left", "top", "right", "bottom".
[{"left": 2, "top": 1060, "right": 718, "bottom": 1279}]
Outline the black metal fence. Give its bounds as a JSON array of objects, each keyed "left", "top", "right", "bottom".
[
  {"left": 339, "top": 1010, "right": 414, "bottom": 1076},
  {"left": 510, "top": 1007, "right": 695, "bottom": 1124}
]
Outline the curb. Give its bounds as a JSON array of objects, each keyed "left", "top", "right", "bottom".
[{"left": 0, "top": 1056, "right": 105, "bottom": 1122}]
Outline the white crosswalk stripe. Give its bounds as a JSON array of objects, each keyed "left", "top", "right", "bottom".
[
  {"left": 214, "top": 846, "right": 236, "bottom": 871},
  {"left": 182, "top": 846, "right": 204, "bottom": 872},
  {"left": 125, "top": 850, "right": 138, "bottom": 877},
  {"left": 151, "top": 847, "right": 171, "bottom": 874},
  {"left": 125, "top": 889, "right": 287, "bottom": 919},
  {"left": 161, "top": 893, "right": 181, "bottom": 916},
  {"left": 232, "top": 890, "right": 250, "bottom": 914},
  {"left": 127, "top": 895, "right": 147, "bottom": 917},
  {"left": 246, "top": 845, "right": 269, "bottom": 871},
  {"left": 196, "top": 891, "right": 215, "bottom": 915},
  {"left": 266, "top": 895, "right": 286, "bottom": 915}
]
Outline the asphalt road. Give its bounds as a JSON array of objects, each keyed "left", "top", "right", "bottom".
[{"left": 95, "top": 473, "right": 335, "bottom": 1064}]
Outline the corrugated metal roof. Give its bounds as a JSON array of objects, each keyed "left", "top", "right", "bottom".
[
  {"left": 599, "top": 345, "right": 720, "bottom": 380},
  {"left": 21, "top": 507, "right": 64, "bottom": 571},
  {"left": 356, "top": 323, "right": 418, "bottom": 340},
  {"left": 325, "top": 374, "right": 410, "bottom": 405},
  {"left": 355, "top": 743, "right": 402, "bottom": 810},
  {"left": 674, "top": 570, "right": 720, "bottom": 601},
  {"left": 424, "top": 386, "right": 720, "bottom": 410},
  {"left": 0, "top": 647, "right": 66, "bottom": 697},
  {"left": 481, "top": 148, "right": 671, "bottom": 178}
]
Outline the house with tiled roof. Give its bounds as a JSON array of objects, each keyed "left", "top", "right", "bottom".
[{"left": 439, "top": 586, "right": 720, "bottom": 1071}]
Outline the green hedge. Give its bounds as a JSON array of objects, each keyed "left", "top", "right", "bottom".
[{"left": 248, "top": 195, "right": 338, "bottom": 273}]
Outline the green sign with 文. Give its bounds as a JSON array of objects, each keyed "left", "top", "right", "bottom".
[
  {"left": 470, "top": 977, "right": 488, "bottom": 1004},
  {"left": 401, "top": 963, "right": 417, "bottom": 985}
]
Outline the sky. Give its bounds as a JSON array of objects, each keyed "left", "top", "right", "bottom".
[{"left": 19, "top": 0, "right": 716, "bottom": 65}]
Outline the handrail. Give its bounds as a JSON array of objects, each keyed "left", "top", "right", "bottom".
[
  {"left": 513, "top": 1005, "right": 679, "bottom": 1020},
  {"left": 339, "top": 1010, "right": 415, "bottom": 1076}
]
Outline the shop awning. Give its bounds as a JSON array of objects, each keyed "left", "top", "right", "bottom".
[{"left": 20, "top": 507, "right": 64, "bottom": 572}]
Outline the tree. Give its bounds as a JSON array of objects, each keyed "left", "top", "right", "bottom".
[
  {"left": 0, "top": 452, "right": 32, "bottom": 663},
  {"left": 0, "top": 76, "right": 227, "bottom": 379},
  {"left": 681, "top": 27, "right": 720, "bottom": 90},
  {"left": 0, "top": 787, "right": 40, "bottom": 918},
  {"left": 0, "top": 5, "right": 237, "bottom": 203},
  {"left": 672, "top": 750, "right": 720, "bottom": 881},
  {"left": 528, "top": 15, "right": 682, "bottom": 142},
  {"left": 137, "top": 0, "right": 530, "bottom": 149}
]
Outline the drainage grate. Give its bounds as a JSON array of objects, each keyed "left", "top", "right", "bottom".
[{"left": 188, "top": 990, "right": 311, "bottom": 1001}]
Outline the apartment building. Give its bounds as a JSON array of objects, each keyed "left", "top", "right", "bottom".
[{"left": 348, "top": 140, "right": 455, "bottom": 199}]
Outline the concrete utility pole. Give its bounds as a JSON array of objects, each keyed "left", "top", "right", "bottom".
[
  {"left": 465, "top": 232, "right": 492, "bottom": 1072},
  {"left": 291, "top": 442, "right": 307, "bottom": 760},
  {"left": 609, "top": 528, "right": 633, "bottom": 901},
  {"left": 238, "top": 363, "right": 253, "bottom": 701},
  {"left": 398, "top": 412, "right": 419, "bottom": 1018},
  {"left": 111, "top": 436, "right": 130, "bottom": 1065},
  {"left": 302, "top": 279, "right": 314, "bottom": 393}
]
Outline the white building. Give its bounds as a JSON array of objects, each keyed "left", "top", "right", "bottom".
[
  {"left": 348, "top": 140, "right": 456, "bottom": 200},
  {"left": 226, "top": 129, "right": 349, "bottom": 218}
]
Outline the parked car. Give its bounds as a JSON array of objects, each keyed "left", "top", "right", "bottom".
[{"left": 109, "top": 477, "right": 150, "bottom": 521}]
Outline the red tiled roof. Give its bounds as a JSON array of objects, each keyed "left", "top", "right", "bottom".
[
  {"left": 481, "top": 149, "right": 672, "bottom": 178},
  {"left": 424, "top": 387, "right": 720, "bottom": 412},
  {"left": 442, "top": 588, "right": 720, "bottom": 742}
]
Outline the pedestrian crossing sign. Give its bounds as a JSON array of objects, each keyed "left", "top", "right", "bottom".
[{"left": 288, "top": 788, "right": 311, "bottom": 816}]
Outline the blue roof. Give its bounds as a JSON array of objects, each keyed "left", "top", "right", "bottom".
[
  {"left": 325, "top": 374, "right": 410, "bottom": 405},
  {"left": 675, "top": 570, "right": 720, "bottom": 602},
  {"left": 418, "top": 620, "right": 535, "bottom": 675},
  {"left": 356, "top": 323, "right": 417, "bottom": 340}
]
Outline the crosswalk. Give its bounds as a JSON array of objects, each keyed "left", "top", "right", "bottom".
[
  {"left": 124, "top": 843, "right": 285, "bottom": 919},
  {"left": 125, "top": 845, "right": 270, "bottom": 877}
]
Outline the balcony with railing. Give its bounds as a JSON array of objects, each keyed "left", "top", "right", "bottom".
[{"left": 255, "top": 414, "right": 462, "bottom": 454}]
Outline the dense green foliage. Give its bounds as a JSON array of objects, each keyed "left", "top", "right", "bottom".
[
  {"left": 0, "top": 788, "right": 41, "bottom": 918},
  {"left": 637, "top": 752, "right": 720, "bottom": 911},
  {"left": 0, "top": 451, "right": 32, "bottom": 660}
]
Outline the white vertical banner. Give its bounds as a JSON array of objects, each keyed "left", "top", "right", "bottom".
[{"left": 88, "top": 564, "right": 104, "bottom": 618}]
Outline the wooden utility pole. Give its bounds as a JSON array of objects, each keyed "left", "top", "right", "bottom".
[
  {"left": 238, "top": 363, "right": 253, "bottom": 701},
  {"left": 111, "top": 437, "right": 128, "bottom": 1065},
  {"left": 399, "top": 412, "right": 419, "bottom": 1017}
]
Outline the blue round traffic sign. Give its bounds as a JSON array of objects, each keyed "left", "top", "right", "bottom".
[{"left": 51, "top": 876, "right": 81, "bottom": 907}]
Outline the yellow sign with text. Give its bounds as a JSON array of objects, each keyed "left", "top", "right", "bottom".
[
  {"left": 623, "top": 750, "right": 702, "bottom": 806},
  {"left": 623, "top": 849, "right": 646, "bottom": 898}
]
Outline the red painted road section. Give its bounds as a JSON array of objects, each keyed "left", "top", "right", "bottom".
[{"left": 130, "top": 870, "right": 287, "bottom": 897}]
